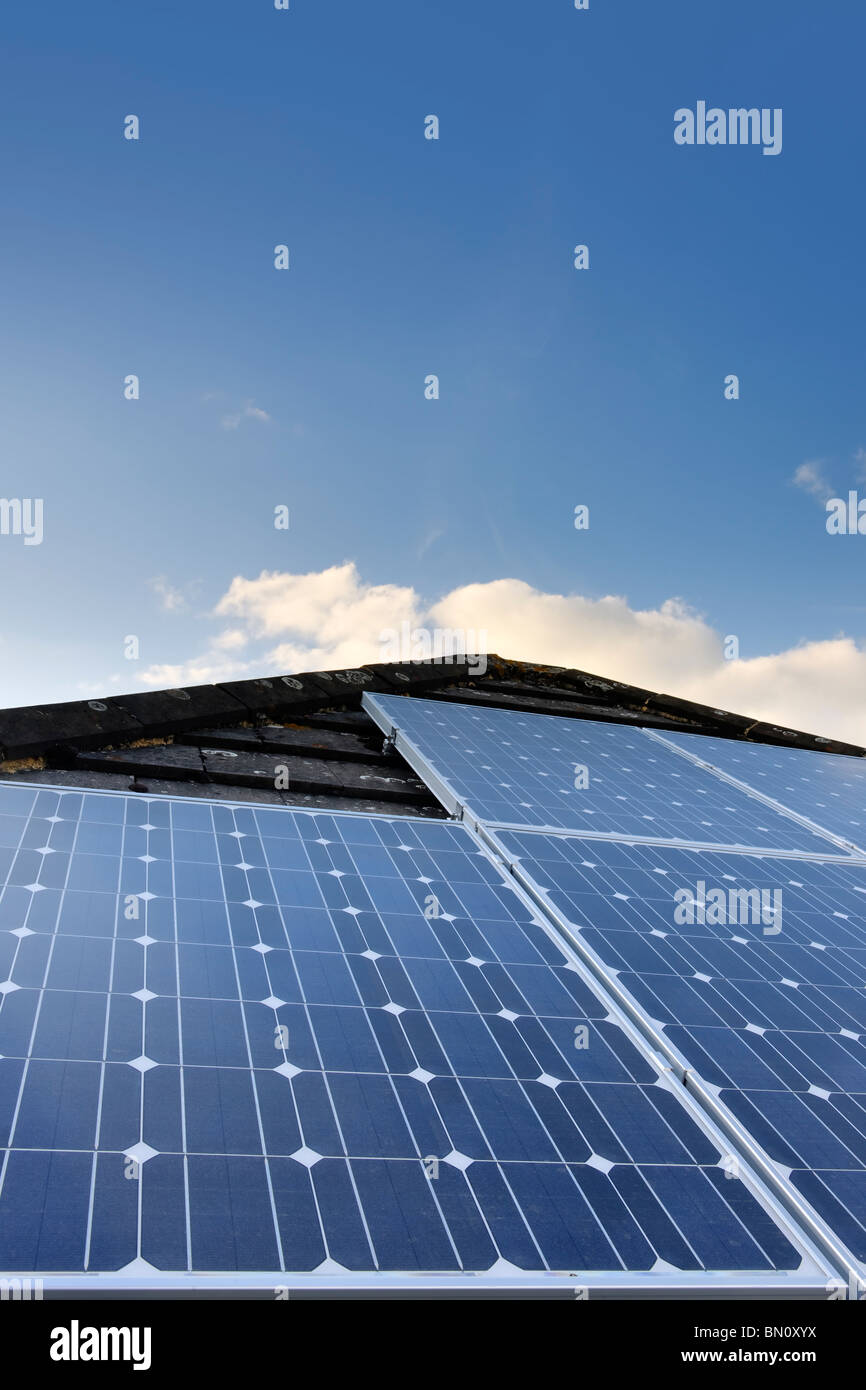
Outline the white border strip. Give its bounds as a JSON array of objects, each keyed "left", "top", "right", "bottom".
[{"left": 0, "top": 1269, "right": 831, "bottom": 1299}]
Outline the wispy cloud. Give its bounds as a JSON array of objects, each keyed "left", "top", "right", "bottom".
[
  {"left": 220, "top": 400, "right": 272, "bottom": 431},
  {"left": 418, "top": 526, "right": 445, "bottom": 558},
  {"left": 211, "top": 628, "right": 247, "bottom": 651},
  {"left": 791, "top": 460, "right": 834, "bottom": 504},
  {"left": 149, "top": 576, "right": 188, "bottom": 612}
]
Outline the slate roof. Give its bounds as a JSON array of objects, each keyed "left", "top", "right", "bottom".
[{"left": 0, "top": 655, "right": 861, "bottom": 816}]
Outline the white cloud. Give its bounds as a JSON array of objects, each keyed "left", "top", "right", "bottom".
[
  {"left": 138, "top": 657, "right": 251, "bottom": 689},
  {"left": 134, "top": 564, "right": 866, "bottom": 744},
  {"left": 211, "top": 628, "right": 248, "bottom": 651},
  {"left": 418, "top": 525, "right": 445, "bottom": 558},
  {"left": 220, "top": 400, "right": 272, "bottom": 430},
  {"left": 791, "top": 460, "right": 834, "bottom": 504},
  {"left": 149, "top": 576, "right": 188, "bottom": 612},
  {"left": 215, "top": 564, "right": 423, "bottom": 654}
]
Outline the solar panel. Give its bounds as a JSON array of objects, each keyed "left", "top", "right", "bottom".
[
  {"left": 657, "top": 730, "right": 866, "bottom": 853},
  {"left": 364, "top": 694, "right": 845, "bottom": 853},
  {"left": 0, "top": 781, "right": 823, "bottom": 1291},
  {"left": 494, "top": 828, "right": 866, "bottom": 1269}
]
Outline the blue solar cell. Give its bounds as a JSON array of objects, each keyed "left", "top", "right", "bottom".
[
  {"left": 658, "top": 729, "right": 866, "bottom": 850},
  {"left": 365, "top": 694, "right": 842, "bottom": 851},
  {"left": 0, "top": 782, "right": 808, "bottom": 1283},
  {"left": 497, "top": 827, "right": 866, "bottom": 1262}
]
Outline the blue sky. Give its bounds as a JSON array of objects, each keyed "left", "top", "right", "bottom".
[{"left": 1, "top": 1, "right": 865, "bottom": 738}]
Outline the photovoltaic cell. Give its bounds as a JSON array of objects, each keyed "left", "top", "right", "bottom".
[
  {"left": 496, "top": 828, "right": 866, "bottom": 1264},
  {"left": 658, "top": 730, "right": 866, "bottom": 852},
  {"left": 365, "top": 694, "right": 841, "bottom": 852},
  {"left": 0, "top": 781, "right": 807, "bottom": 1281}
]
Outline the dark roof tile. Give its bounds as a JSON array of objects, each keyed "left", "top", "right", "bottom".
[
  {"left": 303, "top": 668, "right": 394, "bottom": 703},
  {"left": 112, "top": 684, "right": 248, "bottom": 735},
  {"left": 0, "top": 698, "right": 144, "bottom": 759},
  {"left": 216, "top": 674, "right": 327, "bottom": 718}
]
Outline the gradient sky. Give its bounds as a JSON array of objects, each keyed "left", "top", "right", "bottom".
[{"left": 1, "top": 1, "right": 865, "bottom": 722}]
